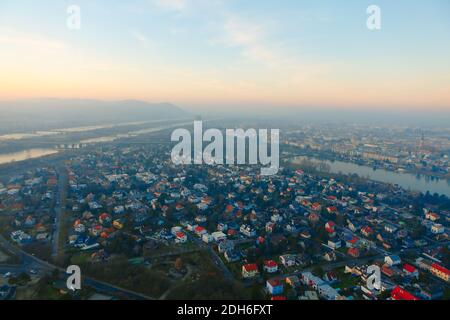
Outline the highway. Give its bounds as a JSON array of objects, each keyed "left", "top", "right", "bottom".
[
  {"left": 0, "top": 234, "right": 153, "bottom": 300},
  {"left": 51, "top": 166, "right": 66, "bottom": 257}
]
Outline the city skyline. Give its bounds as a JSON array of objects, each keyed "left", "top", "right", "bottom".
[{"left": 0, "top": 0, "right": 449, "bottom": 113}]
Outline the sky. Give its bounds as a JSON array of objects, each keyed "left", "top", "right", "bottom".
[{"left": 0, "top": 0, "right": 449, "bottom": 113}]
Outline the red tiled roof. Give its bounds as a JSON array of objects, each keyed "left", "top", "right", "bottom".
[
  {"left": 381, "top": 265, "right": 395, "bottom": 277},
  {"left": 347, "top": 248, "right": 359, "bottom": 257},
  {"left": 403, "top": 264, "right": 417, "bottom": 273},
  {"left": 264, "top": 260, "right": 277, "bottom": 268},
  {"left": 176, "top": 232, "right": 186, "bottom": 238},
  {"left": 432, "top": 263, "right": 450, "bottom": 276},
  {"left": 194, "top": 226, "right": 205, "bottom": 233},
  {"left": 271, "top": 296, "right": 287, "bottom": 300},
  {"left": 243, "top": 264, "right": 258, "bottom": 272},
  {"left": 362, "top": 226, "right": 373, "bottom": 234},
  {"left": 325, "top": 221, "right": 335, "bottom": 228},
  {"left": 391, "top": 286, "right": 419, "bottom": 300},
  {"left": 100, "top": 213, "right": 110, "bottom": 219}
]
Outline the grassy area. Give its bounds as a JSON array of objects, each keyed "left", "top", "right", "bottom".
[
  {"left": 0, "top": 248, "right": 10, "bottom": 263},
  {"left": 444, "top": 288, "right": 450, "bottom": 300},
  {"left": 76, "top": 255, "right": 171, "bottom": 298},
  {"left": 332, "top": 267, "right": 361, "bottom": 289}
]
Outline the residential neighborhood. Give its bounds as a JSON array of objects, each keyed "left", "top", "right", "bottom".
[{"left": 1, "top": 141, "right": 448, "bottom": 300}]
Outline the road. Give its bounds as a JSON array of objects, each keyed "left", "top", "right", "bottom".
[
  {"left": 52, "top": 166, "right": 67, "bottom": 257},
  {"left": 0, "top": 234, "right": 153, "bottom": 300},
  {"left": 271, "top": 241, "right": 449, "bottom": 288}
]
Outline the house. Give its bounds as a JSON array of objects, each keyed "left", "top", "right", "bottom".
[
  {"left": 325, "top": 221, "right": 335, "bottom": 235},
  {"left": 431, "top": 224, "right": 445, "bottom": 234},
  {"left": 323, "top": 271, "right": 338, "bottom": 283},
  {"left": 425, "top": 211, "right": 440, "bottom": 222},
  {"left": 227, "top": 229, "right": 238, "bottom": 237},
  {"left": 280, "top": 254, "right": 296, "bottom": 268},
  {"left": 240, "top": 224, "right": 256, "bottom": 237},
  {"left": 36, "top": 233, "right": 49, "bottom": 241},
  {"left": 346, "top": 237, "right": 359, "bottom": 248},
  {"left": 361, "top": 226, "right": 374, "bottom": 237},
  {"left": 99, "top": 213, "right": 111, "bottom": 225},
  {"left": 347, "top": 247, "right": 360, "bottom": 258},
  {"left": 218, "top": 241, "right": 234, "bottom": 253},
  {"left": 308, "top": 212, "right": 320, "bottom": 223},
  {"left": 202, "top": 233, "right": 213, "bottom": 243},
  {"left": 211, "top": 231, "right": 227, "bottom": 242},
  {"left": 300, "top": 272, "right": 324, "bottom": 289},
  {"left": 300, "top": 230, "right": 311, "bottom": 239},
  {"left": 224, "top": 250, "right": 240, "bottom": 263},
  {"left": 195, "top": 215, "right": 207, "bottom": 223},
  {"left": 186, "top": 223, "right": 198, "bottom": 231},
  {"left": 113, "top": 219, "right": 124, "bottom": 230},
  {"left": 285, "top": 275, "right": 300, "bottom": 288},
  {"left": 326, "top": 206, "right": 338, "bottom": 214},
  {"left": 430, "top": 263, "right": 450, "bottom": 282},
  {"left": 74, "top": 223, "right": 86, "bottom": 233},
  {"left": 318, "top": 284, "right": 342, "bottom": 300},
  {"left": 242, "top": 264, "right": 259, "bottom": 278},
  {"left": 384, "top": 224, "right": 398, "bottom": 234},
  {"left": 24, "top": 216, "right": 36, "bottom": 227},
  {"left": 263, "top": 260, "right": 278, "bottom": 273},
  {"left": 271, "top": 296, "right": 287, "bottom": 300},
  {"left": 381, "top": 265, "right": 396, "bottom": 278},
  {"left": 347, "top": 219, "right": 359, "bottom": 232},
  {"left": 114, "top": 205, "right": 125, "bottom": 214},
  {"left": 175, "top": 232, "right": 187, "bottom": 243},
  {"left": 90, "top": 225, "right": 102, "bottom": 237},
  {"left": 217, "top": 223, "right": 228, "bottom": 232},
  {"left": 403, "top": 264, "right": 419, "bottom": 278},
  {"left": 266, "top": 279, "right": 284, "bottom": 295},
  {"left": 10, "top": 230, "right": 32, "bottom": 245},
  {"left": 391, "top": 286, "right": 419, "bottom": 300},
  {"left": 265, "top": 221, "right": 276, "bottom": 233},
  {"left": 384, "top": 255, "right": 401, "bottom": 267},
  {"left": 328, "top": 239, "right": 342, "bottom": 250},
  {"left": 194, "top": 226, "right": 207, "bottom": 236},
  {"left": 415, "top": 257, "right": 433, "bottom": 271}
]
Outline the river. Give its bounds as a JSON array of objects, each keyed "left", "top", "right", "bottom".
[
  {"left": 0, "top": 149, "right": 59, "bottom": 165},
  {"left": 0, "top": 120, "right": 194, "bottom": 165},
  {"left": 292, "top": 156, "right": 450, "bottom": 197}
]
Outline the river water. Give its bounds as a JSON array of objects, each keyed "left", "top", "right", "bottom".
[
  {"left": 0, "top": 120, "right": 193, "bottom": 165},
  {"left": 292, "top": 156, "right": 450, "bottom": 197},
  {"left": 0, "top": 149, "right": 59, "bottom": 165}
]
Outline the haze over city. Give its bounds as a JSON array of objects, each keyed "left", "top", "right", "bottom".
[{"left": 0, "top": 0, "right": 449, "bottom": 306}]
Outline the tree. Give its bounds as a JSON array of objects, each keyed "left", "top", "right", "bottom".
[
  {"left": 312, "top": 266, "right": 324, "bottom": 277},
  {"left": 175, "top": 257, "right": 184, "bottom": 271}
]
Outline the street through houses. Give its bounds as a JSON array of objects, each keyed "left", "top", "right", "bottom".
[
  {"left": 52, "top": 165, "right": 67, "bottom": 258},
  {"left": 0, "top": 234, "right": 154, "bottom": 300}
]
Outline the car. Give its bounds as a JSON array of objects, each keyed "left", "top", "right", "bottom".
[
  {"left": 29, "top": 269, "right": 38, "bottom": 275},
  {"left": 3, "top": 272, "right": 12, "bottom": 278}
]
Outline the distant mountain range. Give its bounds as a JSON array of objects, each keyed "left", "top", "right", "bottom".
[{"left": 0, "top": 99, "right": 190, "bottom": 133}]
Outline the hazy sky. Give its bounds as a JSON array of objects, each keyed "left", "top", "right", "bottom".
[{"left": 0, "top": 0, "right": 449, "bottom": 112}]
